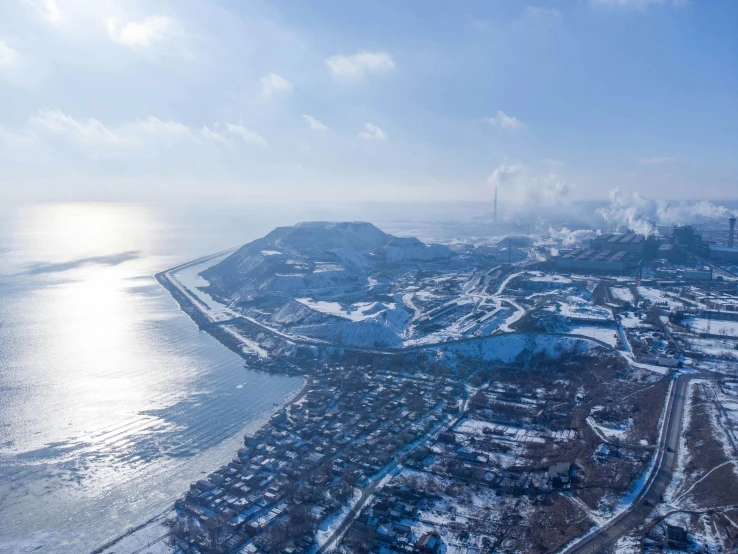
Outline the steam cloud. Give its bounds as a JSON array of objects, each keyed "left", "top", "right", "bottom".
[
  {"left": 548, "top": 226, "right": 599, "bottom": 246},
  {"left": 597, "top": 188, "right": 735, "bottom": 236},
  {"left": 488, "top": 163, "right": 574, "bottom": 211}
]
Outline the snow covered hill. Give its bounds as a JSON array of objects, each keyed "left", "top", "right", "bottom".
[{"left": 199, "top": 222, "right": 456, "bottom": 348}]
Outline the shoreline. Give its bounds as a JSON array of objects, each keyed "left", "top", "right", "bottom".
[{"left": 87, "top": 261, "right": 308, "bottom": 554}]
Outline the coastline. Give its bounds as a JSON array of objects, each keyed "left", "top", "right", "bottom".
[{"left": 89, "top": 261, "right": 309, "bottom": 554}]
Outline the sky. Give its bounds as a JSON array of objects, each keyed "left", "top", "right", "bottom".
[{"left": 0, "top": 0, "right": 736, "bottom": 206}]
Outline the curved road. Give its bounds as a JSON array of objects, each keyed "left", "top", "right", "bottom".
[{"left": 562, "top": 373, "right": 691, "bottom": 554}]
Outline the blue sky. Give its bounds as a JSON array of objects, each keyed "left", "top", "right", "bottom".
[{"left": 0, "top": 0, "right": 736, "bottom": 205}]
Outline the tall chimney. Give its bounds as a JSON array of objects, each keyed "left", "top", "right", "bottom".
[
  {"left": 729, "top": 216, "right": 736, "bottom": 248},
  {"left": 494, "top": 186, "right": 498, "bottom": 224}
]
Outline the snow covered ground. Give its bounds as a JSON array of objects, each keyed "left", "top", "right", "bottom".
[
  {"left": 683, "top": 316, "right": 738, "bottom": 337},
  {"left": 610, "top": 287, "right": 635, "bottom": 304},
  {"left": 315, "top": 489, "right": 362, "bottom": 547},
  {"left": 568, "top": 325, "right": 619, "bottom": 346}
]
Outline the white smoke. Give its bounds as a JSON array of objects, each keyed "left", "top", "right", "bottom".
[
  {"left": 488, "top": 163, "right": 575, "bottom": 211},
  {"left": 548, "top": 226, "right": 599, "bottom": 246},
  {"left": 597, "top": 188, "right": 735, "bottom": 236}
]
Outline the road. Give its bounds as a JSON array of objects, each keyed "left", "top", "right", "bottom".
[
  {"left": 161, "top": 264, "right": 616, "bottom": 355},
  {"left": 316, "top": 409, "right": 466, "bottom": 553},
  {"left": 561, "top": 373, "right": 691, "bottom": 554}
]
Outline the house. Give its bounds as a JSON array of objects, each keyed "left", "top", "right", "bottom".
[
  {"left": 438, "top": 432, "right": 456, "bottom": 444},
  {"left": 375, "top": 523, "right": 395, "bottom": 544},
  {"left": 548, "top": 462, "right": 572, "bottom": 488},
  {"left": 416, "top": 533, "right": 443, "bottom": 553},
  {"left": 666, "top": 525, "right": 689, "bottom": 550}
]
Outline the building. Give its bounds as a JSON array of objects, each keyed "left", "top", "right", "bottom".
[
  {"left": 416, "top": 533, "right": 443, "bottom": 553},
  {"left": 684, "top": 267, "right": 712, "bottom": 281},
  {"left": 548, "top": 462, "right": 572, "bottom": 489},
  {"left": 665, "top": 525, "right": 689, "bottom": 550},
  {"left": 657, "top": 243, "right": 689, "bottom": 264},
  {"left": 591, "top": 233, "right": 647, "bottom": 255},
  {"left": 710, "top": 245, "right": 738, "bottom": 263},
  {"left": 672, "top": 225, "right": 707, "bottom": 256},
  {"left": 556, "top": 248, "right": 632, "bottom": 274}
]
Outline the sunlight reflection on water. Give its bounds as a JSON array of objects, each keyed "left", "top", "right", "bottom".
[{"left": 0, "top": 202, "right": 303, "bottom": 553}]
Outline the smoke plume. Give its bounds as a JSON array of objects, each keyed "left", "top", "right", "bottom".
[{"left": 597, "top": 188, "right": 735, "bottom": 236}]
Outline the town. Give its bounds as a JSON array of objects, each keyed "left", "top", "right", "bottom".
[{"left": 157, "top": 216, "right": 738, "bottom": 554}]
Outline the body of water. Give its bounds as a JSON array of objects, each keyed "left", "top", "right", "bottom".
[{"left": 0, "top": 202, "right": 305, "bottom": 553}]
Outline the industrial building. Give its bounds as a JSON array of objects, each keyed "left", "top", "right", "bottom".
[
  {"left": 556, "top": 232, "right": 650, "bottom": 274},
  {"left": 684, "top": 267, "right": 712, "bottom": 281},
  {"left": 708, "top": 216, "right": 738, "bottom": 263},
  {"left": 590, "top": 232, "right": 647, "bottom": 254},
  {"left": 672, "top": 225, "right": 706, "bottom": 255},
  {"left": 556, "top": 248, "right": 634, "bottom": 274},
  {"left": 710, "top": 245, "right": 738, "bottom": 263}
]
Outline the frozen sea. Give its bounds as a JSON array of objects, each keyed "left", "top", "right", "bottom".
[{"left": 0, "top": 202, "right": 312, "bottom": 554}]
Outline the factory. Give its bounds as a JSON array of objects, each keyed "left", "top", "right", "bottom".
[
  {"left": 556, "top": 248, "right": 633, "bottom": 274},
  {"left": 709, "top": 216, "right": 738, "bottom": 263},
  {"left": 590, "top": 232, "right": 647, "bottom": 254},
  {"left": 555, "top": 232, "right": 651, "bottom": 274}
]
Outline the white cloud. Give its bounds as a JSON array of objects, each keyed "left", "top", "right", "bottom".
[
  {"left": 638, "top": 157, "right": 678, "bottom": 166},
  {"left": 201, "top": 122, "right": 266, "bottom": 146},
  {"left": 224, "top": 122, "right": 266, "bottom": 145},
  {"left": 325, "top": 51, "right": 395, "bottom": 82},
  {"left": 24, "top": 0, "right": 61, "bottom": 24},
  {"left": 260, "top": 73, "right": 293, "bottom": 97},
  {"left": 302, "top": 115, "right": 328, "bottom": 131},
  {"left": 0, "top": 39, "right": 20, "bottom": 69},
  {"left": 487, "top": 162, "right": 574, "bottom": 209},
  {"left": 26, "top": 109, "right": 265, "bottom": 151},
  {"left": 30, "top": 109, "right": 130, "bottom": 146},
  {"left": 597, "top": 188, "right": 732, "bottom": 235},
  {"left": 488, "top": 163, "right": 524, "bottom": 186},
  {"left": 358, "top": 123, "right": 386, "bottom": 141},
  {"left": 590, "top": 0, "right": 686, "bottom": 9},
  {"left": 484, "top": 110, "right": 525, "bottom": 130},
  {"left": 106, "top": 15, "right": 180, "bottom": 49},
  {"left": 137, "top": 116, "right": 193, "bottom": 137}
]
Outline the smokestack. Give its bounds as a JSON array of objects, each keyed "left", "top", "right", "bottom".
[
  {"left": 729, "top": 216, "right": 736, "bottom": 248},
  {"left": 494, "top": 186, "right": 498, "bottom": 224}
]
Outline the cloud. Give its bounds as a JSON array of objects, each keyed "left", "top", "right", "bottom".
[
  {"left": 106, "top": 15, "right": 181, "bottom": 49},
  {"left": 325, "top": 51, "right": 395, "bottom": 82},
  {"left": 488, "top": 163, "right": 524, "bottom": 186},
  {"left": 358, "top": 123, "right": 386, "bottom": 141},
  {"left": 638, "top": 157, "right": 678, "bottom": 166},
  {"left": 548, "top": 227, "right": 599, "bottom": 246},
  {"left": 302, "top": 115, "right": 328, "bottom": 131},
  {"left": 137, "top": 116, "right": 193, "bottom": 137},
  {"left": 597, "top": 188, "right": 734, "bottom": 235},
  {"left": 487, "top": 162, "right": 574, "bottom": 209},
  {"left": 484, "top": 110, "right": 525, "bottom": 130},
  {"left": 26, "top": 109, "right": 265, "bottom": 151},
  {"left": 0, "top": 39, "right": 20, "bottom": 70},
  {"left": 30, "top": 109, "right": 131, "bottom": 146},
  {"left": 201, "top": 122, "right": 266, "bottom": 146},
  {"left": 260, "top": 73, "right": 293, "bottom": 97},
  {"left": 24, "top": 0, "right": 61, "bottom": 24},
  {"left": 590, "top": 0, "right": 686, "bottom": 9}
]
